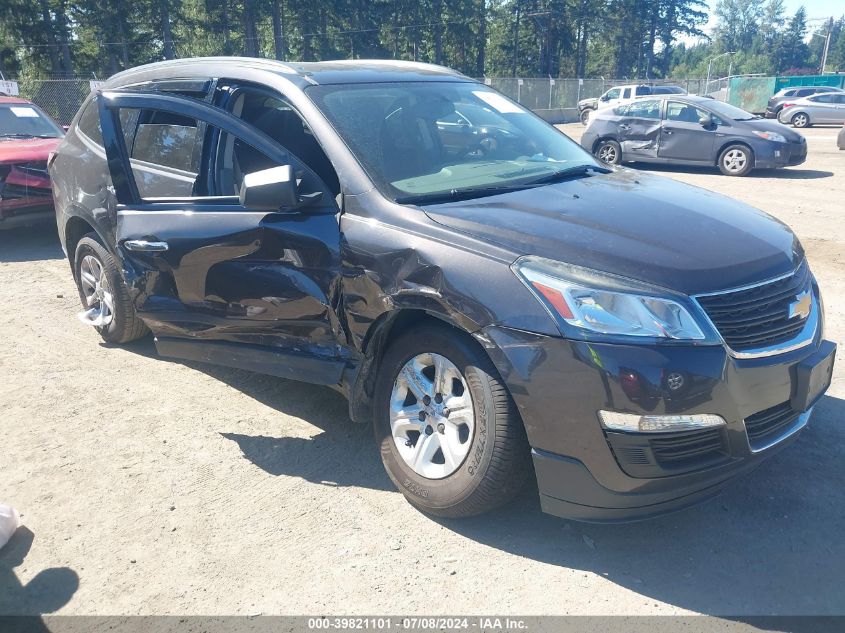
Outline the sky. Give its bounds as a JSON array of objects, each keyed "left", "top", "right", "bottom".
[{"left": 688, "top": 0, "right": 840, "bottom": 45}]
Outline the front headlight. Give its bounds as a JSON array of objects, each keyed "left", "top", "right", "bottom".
[
  {"left": 512, "top": 256, "right": 708, "bottom": 340},
  {"left": 752, "top": 130, "right": 787, "bottom": 143}
]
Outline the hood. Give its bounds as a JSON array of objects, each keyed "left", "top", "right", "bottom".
[
  {"left": 737, "top": 118, "right": 804, "bottom": 142},
  {"left": 422, "top": 169, "right": 801, "bottom": 296},
  {"left": 0, "top": 137, "right": 62, "bottom": 164},
  {"left": 578, "top": 97, "right": 598, "bottom": 108}
]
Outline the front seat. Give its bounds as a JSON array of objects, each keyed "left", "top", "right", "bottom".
[
  {"left": 379, "top": 97, "right": 453, "bottom": 182},
  {"left": 252, "top": 108, "right": 340, "bottom": 195}
]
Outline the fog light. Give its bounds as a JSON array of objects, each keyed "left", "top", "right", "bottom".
[{"left": 599, "top": 411, "right": 726, "bottom": 433}]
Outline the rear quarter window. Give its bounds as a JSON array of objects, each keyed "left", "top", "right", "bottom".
[
  {"left": 76, "top": 98, "right": 102, "bottom": 144},
  {"left": 76, "top": 96, "right": 136, "bottom": 149}
]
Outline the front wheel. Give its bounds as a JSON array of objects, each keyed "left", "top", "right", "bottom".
[
  {"left": 718, "top": 144, "right": 753, "bottom": 176},
  {"left": 580, "top": 109, "right": 592, "bottom": 126},
  {"left": 595, "top": 139, "right": 622, "bottom": 165},
  {"left": 791, "top": 112, "right": 810, "bottom": 128},
  {"left": 374, "top": 325, "right": 531, "bottom": 518}
]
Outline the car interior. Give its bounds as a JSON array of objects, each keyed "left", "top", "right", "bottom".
[
  {"left": 224, "top": 89, "right": 341, "bottom": 197},
  {"left": 666, "top": 103, "right": 707, "bottom": 123}
]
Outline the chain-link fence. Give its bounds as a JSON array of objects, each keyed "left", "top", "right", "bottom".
[
  {"left": 8, "top": 79, "right": 92, "bottom": 125},
  {"left": 8, "top": 76, "right": 708, "bottom": 125},
  {"left": 479, "top": 77, "right": 708, "bottom": 121}
]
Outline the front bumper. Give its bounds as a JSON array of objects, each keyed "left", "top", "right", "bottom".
[
  {"left": 0, "top": 200, "right": 55, "bottom": 230},
  {"left": 482, "top": 325, "right": 834, "bottom": 522},
  {"left": 754, "top": 139, "right": 807, "bottom": 169}
]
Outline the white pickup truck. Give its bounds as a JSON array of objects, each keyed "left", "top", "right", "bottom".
[{"left": 578, "top": 84, "right": 687, "bottom": 125}]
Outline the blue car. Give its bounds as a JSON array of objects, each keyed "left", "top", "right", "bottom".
[{"left": 581, "top": 95, "right": 807, "bottom": 176}]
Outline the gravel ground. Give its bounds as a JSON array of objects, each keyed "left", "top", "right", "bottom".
[{"left": 1, "top": 124, "right": 843, "bottom": 617}]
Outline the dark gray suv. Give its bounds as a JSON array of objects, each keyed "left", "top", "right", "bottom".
[{"left": 49, "top": 58, "right": 835, "bottom": 522}]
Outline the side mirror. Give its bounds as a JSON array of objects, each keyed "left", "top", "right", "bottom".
[
  {"left": 239, "top": 165, "right": 299, "bottom": 210},
  {"left": 699, "top": 115, "right": 713, "bottom": 128},
  {"left": 600, "top": 95, "right": 610, "bottom": 102}
]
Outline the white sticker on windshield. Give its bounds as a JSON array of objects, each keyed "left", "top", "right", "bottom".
[
  {"left": 10, "top": 107, "right": 39, "bottom": 118},
  {"left": 472, "top": 91, "right": 525, "bottom": 114}
]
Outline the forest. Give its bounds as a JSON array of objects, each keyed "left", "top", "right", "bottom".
[{"left": 1, "top": 0, "right": 843, "bottom": 80}]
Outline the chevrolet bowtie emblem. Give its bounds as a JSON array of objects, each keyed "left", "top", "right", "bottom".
[{"left": 789, "top": 292, "right": 812, "bottom": 320}]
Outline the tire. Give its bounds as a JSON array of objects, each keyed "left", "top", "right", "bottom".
[
  {"left": 580, "top": 109, "right": 593, "bottom": 126},
  {"left": 717, "top": 144, "right": 753, "bottom": 176},
  {"left": 791, "top": 112, "right": 810, "bottom": 128},
  {"left": 595, "top": 139, "right": 622, "bottom": 165},
  {"left": 374, "top": 324, "right": 531, "bottom": 518},
  {"left": 73, "top": 233, "right": 148, "bottom": 344}
]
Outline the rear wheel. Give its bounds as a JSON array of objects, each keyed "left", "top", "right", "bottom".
[
  {"left": 374, "top": 324, "right": 531, "bottom": 518},
  {"left": 580, "top": 109, "right": 593, "bottom": 126},
  {"left": 74, "top": 234, "right": 148, "bottom": 344},
  {"left": 595, "top": 139, "right": 622, "bottom": 165},
  {"left": 717, "top": 144, "right": 753, "bottom": 176},
  {"left": 791, "top": 112, "right": 810, "bottom": 128}
]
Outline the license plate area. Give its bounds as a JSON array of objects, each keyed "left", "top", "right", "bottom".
[{"left": 791, "top": 340, "right": 836, "bottom": 412}]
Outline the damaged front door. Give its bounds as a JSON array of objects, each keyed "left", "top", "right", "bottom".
[
  {"left": 97, "top": 90, "right": 346, "bottom": 384},
  {"left": 616, "top": 99, "right": 662, "bottom": 160},
  {"left": 658, "top": 101, "right": 717, "bottom": 162}
]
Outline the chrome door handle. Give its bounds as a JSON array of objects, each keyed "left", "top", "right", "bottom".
[{"left": 124, "top": 240, "right": 169, "bottom": 252}]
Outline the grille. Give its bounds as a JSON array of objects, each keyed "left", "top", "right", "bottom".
[
  {"left": 607, "top": 427, "right": 729, "bottom": 478},
  {"left": 745, "top": 401, "right": 801, "bottom": 449},
  {"left": 650, "top": 428, "right": 726, "bottom": 465},
  {"left": 17, "top": 161, "right": 49, "bottom": 178},
  {"left": 695, "top": 261, "right": 812, "bottom": 352}
]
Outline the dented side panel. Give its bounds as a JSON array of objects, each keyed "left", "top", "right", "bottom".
[
  {"left": 117, "top": 208, "right": 345, "bottom": 356},
  {"left": 338, "top": 190, "right": 559, "bottom": 354},
  {"left": 618, "top": 116, "right": 661, "bottom": 159}
]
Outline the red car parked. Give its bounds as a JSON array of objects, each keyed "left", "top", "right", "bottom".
[{"left": 0, "top": 96, "right": 65, "bottom": 229}]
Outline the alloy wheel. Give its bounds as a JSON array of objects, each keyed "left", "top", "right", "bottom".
[
  {"left": 792, "top": 113, "right": 808, "bottom": 128},
  {"left": 78, "top": 254, "right": 114, "bottom": 327},
  {"left": 598, "top": 143, "right": 618, "bottom": 164},
  {"left": 722, "top": 149, "right": 747, "bottom": 174},
  {"left": 389, "top": 352, "right": 475, "bottom": 479}
]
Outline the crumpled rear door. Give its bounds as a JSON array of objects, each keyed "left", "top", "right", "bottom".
[{"left": 617, "top": 101, "right": 662, "bottom": 159}]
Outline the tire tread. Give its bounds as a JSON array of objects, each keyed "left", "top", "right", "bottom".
[
  {"left": 379, "top": 324, "right": 531, "bottom": 519},
  {"left": 75, "top": 233, "right": 148, "bottom": 344}
]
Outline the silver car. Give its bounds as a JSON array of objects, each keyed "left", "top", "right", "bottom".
[{"left": 779, "top": 92, "right": 845, "bottom": 128}]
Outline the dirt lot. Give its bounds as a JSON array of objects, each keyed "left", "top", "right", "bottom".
[{"left": 1, "top": 124, "right": 844, "bottom": 617}]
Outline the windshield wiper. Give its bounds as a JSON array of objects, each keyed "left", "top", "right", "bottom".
[
  {"left": 395, "top": 164, "right": 611, "bottom": 206},
  {"left": 521, "top": 163, "right": 611, "bottom": 185},
  {"left": 395, "top": 185, "right": 530, "bottom": 205},
  {"left": 0, "top": 133, "right": 36, "bottom": 139}
]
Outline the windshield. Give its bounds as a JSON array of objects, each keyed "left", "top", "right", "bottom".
[
  {"left": 0, "top": 103, "right": 64, "bottom": 139},
  {"left": 307, "top": 82, "right": 598, "bottom": 202},
  {"left": 704, "top": 100, "right": 758, "bottom": 121}
]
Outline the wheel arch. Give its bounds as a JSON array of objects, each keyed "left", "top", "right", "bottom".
[
  {"left": 592, "top": 135, "right": 620, "bottom": 154},
  {"left": 345, "top": 307, "right": 492, "bottom": 424},
  {"left": 64, "top": 214, "right": 101, "bottom": 266},
  {"left": 716, "top": 140, "right": 755, "bottom": 168},
  {"left": 790, "top": 111, "right": 810, "bottom": 126}
]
